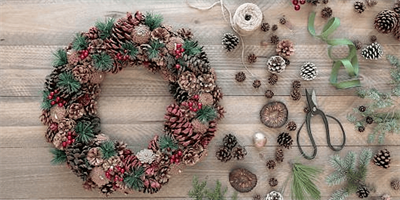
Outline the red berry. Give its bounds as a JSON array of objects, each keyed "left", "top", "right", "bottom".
[
  {"left": 175, "top": 64, "right": 181, "bottom": 69},
  {"left": 105, "top": 171, "right": 110, "bottom": 176},
  {"left": 188, "top": 102, "right": 193, "bottom": 107},
  {"left": 58, "top": 103, "right": 63, "bottom": 107},
  {"left": 198, "top": 102, "right": 202, "bottom": 106},
  {"left": 68, "top": 131, "right": 71, "bottom": 136},
  {"left": 47, "top": 95, "right": 53, "bottom": 100},
  {"left": 175, "top": 55, "right": 179, "bottom": 59},
  {"left": 84, "top": 51, "right": 89, "bottom": 57},
  {"left": 193, "top": 108, "right": 198, "bottom": 112},
  {"left": 198, "top": 105, "right": 202, "bottom": 110},
  {"left": 119, "top": 177, "right": 123, "bottom": 181},
  {"left": 176, "top": 43, "right": 182, "bottom": 48},
  {"left": 174, "top": 158, "right": 180, "bottom": 163},
  {"left": 71, "top": 138, "right": 75, "bottom": 143},
  {"left": 175, "top": 49, "right": 180, "bottom": 54},
  {"left": 292, "top": 0, "right": 298, "bottom": 5},
  {"left": 194, "top": 95, "right": 199, "bottom": 100},
  {"left": 79, "top": 54, "right": 85, "bottom": 59},
  {"left": 300, "top": 0, "right": 305, "bottom": 4},
  {"left": 294, "top": 5, "right": 301, "bottom": 10},
  {"left": 67, "top": 140, "right": 72, "bottom": 145},
  {"left": 51, "top": 101, "right": 56, "bottom": 105},
  {"left": 56, "top": 97, "right": 60, "bottom": 102},
  {"left": 178, "top": 151, "right": 182, "bottom": 156},
  {"left": 67, "top": 135, "right": 72, "bottom": 140},
  {"left": 114, "top": 176, "right": 118, "bottom": 182},
  {"left": 120, "top": 168, "right": 125, "bottom": 173},
  {"left": 178, "top": 52, "right": 182, "bottom": 57},
  {"left": 50, "top": 92, "right": 54, "bottom": 96},
  {"left": 180, "top": 48, "right": 185, "bottom": 53},
  {"left": 62, "top": 141, "right": 67, "bottom": 147},
  {"left": 62, "top": 100, "right": 67, "bottom": 105},
  {"left": 54, "top": 90, "right": 58, "bottom": 94}
]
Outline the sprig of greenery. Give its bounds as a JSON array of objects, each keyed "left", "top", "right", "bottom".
[
  {"left": 95, "top": 18, "right": 115, "bottom": 39},
  {"left": 122, "top": 42, "right": 138, "bottom": 58},
  {"left": 50, "top": 148, "right": 67, "bottom": 165},
  {"left": 146, "top": 40, "right": 165, "bottom": 60},
  {"left": 183, "top": 40, "right": 202, "bottom": 56},
  {"left": 74, "top": 121, "right": 94, "bottom": 143},
  {"left": 92, "top": 53, "right": 113, "bottom": 71},
  {"left": 72, "top": 33, "right": 87, "bottom": 51},
  {"left": 326, "top": 149, "right": 372, "bottom": 200},
  {"left": 57, "top": 72, "right": 81, "bottom": 94},
  {"left": 387, "top": 55, "right": 400, "bottom": 95},
  {"left": 290, "top": 163, "right": 322, "bottom": 200},
  {"left": 196, "top": 106, "right": 217, "bottom": 123},
  {"left": 124, "top": 167, "right": 145, "bottom": 191},
  {"left": 52, "top": 49, "right": 68, "bottom": 66},
  {"left": 159, "top": 135, "right": 178, "bottom": 153},
  {"left": 41, "top": 90, "right": 52, "bottom": 110},
  {"left": 144, "top": 12, "right": 163, "bottom": 31},
  {"left": 99, "top": 141, "right": 116, "bottom": 159},
  {"left": 189, "top": 176, "right": 235, "bottom": 200}
]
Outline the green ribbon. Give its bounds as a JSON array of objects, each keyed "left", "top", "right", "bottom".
[{"left": 308, "top": 12, "right": 361, "bottom": 89}]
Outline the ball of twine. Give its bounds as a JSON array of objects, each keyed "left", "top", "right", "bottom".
[{"left": 232, "top": 3, "right": 262, "bottom": 36}]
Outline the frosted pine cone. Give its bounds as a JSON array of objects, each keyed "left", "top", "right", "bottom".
[
  {"left": 354, "top": 1, "right": 366, "bottom": 13},
  {"left": 374, "top": 10, "right": 399, "bottom": 34},
  {"left": 276, "top": 40, "right": 294, "bottom": 58},
  {"left": 361, "top": 42, "right": 383, "bottom": 60},
  {"left": 300, "top": 62, "right": 318, "bottom": 81},
  {"left": 222, "top": 33, "right": 239, "bottom": 51},
  {"left": 267, "top": 56, "right": 286, "bottom": 74}
]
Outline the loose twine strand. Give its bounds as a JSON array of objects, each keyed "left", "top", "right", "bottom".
[{"left": 186, "top": 0, "right": 263, "bottom": 80}]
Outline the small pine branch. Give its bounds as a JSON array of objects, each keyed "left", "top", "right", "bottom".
[
  {"left": 329, "top": 189, "right": 348, "bottom": 200},
  {"left": 183, "top": 40, "right": 202, "bottom": 56},
  {"left": 95, "top": 18, "right": 115, "bottom": 39},
  {"left": 100, "top": 141, "right": 116, "bottom": 159},
  {"left": 92, "top": 53, "right": 113, "bottom": 71},
  {"left": 358, "top": 149, "right": 372, "bottom": 169},
  {"left": 291, "top": 163, "right": 322, "bottom": 200},
  {"left": 122, "top": 42, "right": 138, "bottom": 58},
  {"left": 196, "top": 106, "right": 217, "bottom": 123},
  {"left": 52, "top": 49, "right": 68, "bottom": 66},
  {"left": 387, "top": 54, "right": 400, "bottom": 68},
  {"left": 144, "top": 12, "right": 163, "bottom": 31},
  {"left": 344, "top": 151, "right": 356, "bottom": 171},
  {"left": 41, "top": 90, "right": 52, "bottom": 110},
  {"left": 188, "top": 176, "right": 208, "bottom": 200},
  {"left": 124, "top": 167, "right": 145, "bottom": 191},
  {"left": 146, "top": 40, "right": 165, "bottom": 60},
  {"left": 74, "top": 121, "right": 94, "bottom": 143},
  {"left": 72, "top": 33, "right": 88, "bottom": 51},
  {"left": 159, "top": 135, "right": 178, "bottom": 153},
  {"left": 57, "top": 72, "right": 81, "bottom": 94},
  {"left": 50, "top": 148, "right": 67, "bottom": 165},
  {"left": 205, "top": 179, "right": 227, "bottom": 200}
]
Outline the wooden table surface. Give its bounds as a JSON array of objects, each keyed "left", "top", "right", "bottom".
[{"left": 1, "top": 0, "right": 400, "bottom": 199}]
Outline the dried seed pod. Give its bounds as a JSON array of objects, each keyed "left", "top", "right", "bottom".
[
  {"left": 229, "top": 168, "right": 257, "bottom": 193},
  {"left": 260, "top": 101, "right": 288, "bottom": 128}
]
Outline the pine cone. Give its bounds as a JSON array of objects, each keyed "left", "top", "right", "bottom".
[
  {"left": 356, "top": 185, "right": 370, "bottom": 198},
  {"left": 394, "top": 26, "right": 400, "bottom": 41},
  {"left": 183, "top": 52, "right": 211, "bottom": 76},
  {"left": 322, "top": 0, "right": 329, "bottom": 4},
  {"left": 50, "top": 106, "right": 67, "bottom": 123},
  {"left": 57, "top": 118, "right": 76, "bottom": 136},
  {"left": 100, "top": 182, "right": 115, "bottom": 196},
  {"left": 216, "top": 147, "right": 232, "bottom": 162},
  {"left": 192, "top": 119, "right": 208, "bottom": 134},
  {"left": 40, "top": 110, "right": 52, "bottom": 126},
  {"left": 261, "top": 22, "right": 270, "bottom": 32},
  {"left": 391, "top": 179, "right": 400, "bottom": 190},
  {"left": 177, "top": 28, "right": 193, "bottom": 40},
  {"left": 253, "top": 194, "right": 261, "bottom": 200},
  {"left": 268, "top": 74, "right": 279, "bottom": 85},
  {"left": 265, "top": 90, "right": 274, "bottom": 98},
  {"left": 366, "top": 116, "right": 374, "bottom": 124},
  {"left": 235, "top": 72, "right": 246, "bottom": 82},
  {"left": 210, "top": 86, "right": 223, "bottom": 103},
  {"left": 253, "top": 80, "right": 261, "bottom": 88},
  {"left": 222, "top": 33, "right": 239, "bottom": 51},
  {"left": 169, "top": 82, "right": 189, "bottom": 103},
  {"left": 166, "top": 37, "right": 184, "bottom": 55},
  {"left": 353, "top": 40, "right": 363, "bottom": 50},
  {"left": 275, "top": 148, "right": 284, "bottom": 163},
  {"left": 215, "top": 105, "right": 225, "bottom": 120},
  {"left": 300, "top": 62, "right": 318, "bottom": 81},
  {"left": 131, "top": 24, "right": 151, "bottom": 44},
  {"left": 373, "top": 149, "right": 391, "bottom": 169},
  {"left": 277, "top": 132, "right": 293, "bottom": 149},
  {"left": 321, "top": 7, "right": 333, "bottom": 19},
  {"left": 155, "top": 164, "right": 171, "bottom": 185},
  {"left": 266, "top": 160, "right": 276, "bottom": 169},
  {"left": 232, "top": 145, "right": 247, "bottom": 160},
  {"left": 286, "top": 121, "right": 297, "bottom": 131},
  {"left": 82, "top": 84, "right": 101, "bottom": 99},
  {"left": 182, "top": 144, "right": 206, "bottom": 166},
  {"left": 354, "top": 1, "right": 366, "bottom": 13},
  {"left": 44, "top": 65, "right": 70, "bottom": 91},
  {"left": 87, "top": 147, "right": 104, "bottom": 166},
  {"left": 85, "top": 27, "right": 99, "bottom": 40},
  {"left": 290, "top": 89, "right": 301, "bottom": 101},
  {"left": 198, "top": 73, "right": 215, "bottom": 93},
  {"left": 374, "top": 10, "right": 399, "bottom": 34},
  {"left": 358, "top": 126, "right": 365, "bottom": 132},
  {"left": 362, "top": 42, "right": 383, "bottom": 60},
  {"left": 223, "top": 134, "right": 238, "bottom": 150},
  {"left": 270, "top": 35, "right": 279, "bottom": 45},
  {"left": 151, "top": 27, "right": 171, "bottom": 42},
  {"left": 178, "top": 71, "right": 200, "bottom": 96},
  {"left": 365, "top": 0, "right": 377, "bottom": 7},
  {"left": 200, "top": 120, "right": 217, "bottom": 148},
  {"left": 280, "top": 17, "right": 286, "bottom": 25},
  {"left": 272, "top": 24, "right": 278, "bottom": 31},
  {"left": 72, "top": 64, "right": 94, "bottom": 84},
  {"left": 394, "top": 2, "right": 400, "bottom": 14},
  {"left": 276, "top": 40, "right": 294, "bottom": 58},
  {"left": 370, "top": 35, "right": 377, "bottom": 43},
  {"left": 269, "top": 177, "right": 278, "bottom": 187},
  {"left": 51, "top": 132, "right": 65, "bottom": 149},
  {"left": 292, "top": 80, "right": 301, "bottom": 89},
  {"left": 267, "top": 56, "right": 286, "bottom": 74},
  {"left": 247, "top": 53, "right": 257, "bottom": 64},
  {"left": 65, "top": 142, "right": 93, "bottom": 180},
  {"left": 143, "top": 178, "right": 161, "bottom": 194},
  {"left": 199, "top": 93, "right": 214, "bottom": 106},
  {"left": 68, "top": 103, "right": 86, "bottom": 120},
  {"left": 102, "top": 155, "right": 122, "bottom": 171}
]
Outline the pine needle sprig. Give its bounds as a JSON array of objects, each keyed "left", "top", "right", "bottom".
[
  {"left": 100, "top": 141, "right": 116, "bottom": 159},
  {"left": 72, "top": 33, "right": 88, "bottom": 51},
  {"left": 159, "top": 135, "right": 178, "bottom": 153},
  {"left": 41, "top": 90, "right": 52, "bottom": 110},
  {"left": 146, "top": 40, "right": 165, "bottom": 60},
  {"left": 183, "top": 40, "right": 202, "bottom": 56},
  {"left": 52, "top": 49, "right": 68, "bottom": 66},
  {"left": 95, "top": 18, "right": 115, "bottom": 39},
  {"left": 188, "top": 176, "right": 232, "bottom": 200},
  {"left": 92, "top": 53, "right": 113, "bottom": 71},
  {"left": 290, "top": 163, "right": 322, "bottom": 200},
  {"left": 57, "top": 72, "right": 81, "bottom": 94},
  {"left": 196, "top": 106, "right": 217, "bottom": 123},
  {"left": 121, "top": 42, "right": 138, "bottom": 58},
  {"left": 205, "top": 179, "right": 227, "bottom": 200},
  {"left": 74, "top": 121, "right": 94, "bottom": 144},
  {"left": 188, "top": 176, "right": 207, "bottom": 200},
  {"left": 387, "top": 55, "right": 400, "bottom": 95},
  {"left": 50, "top": 148, "right": 67, "bottom": 165},
  {"left": 144, "top": 12, "right": 163, "bottom": 31},
  {"left": 124, "top": 166, "right": 145, "bottom": 191}
]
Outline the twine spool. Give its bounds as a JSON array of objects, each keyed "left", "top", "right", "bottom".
[{"left": 232, "top": 3, "right": 262, "bottom": 36}]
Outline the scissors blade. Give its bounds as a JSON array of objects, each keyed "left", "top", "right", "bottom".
[{"left": 311, "top": 90, "right": 318, "bottom": 107}]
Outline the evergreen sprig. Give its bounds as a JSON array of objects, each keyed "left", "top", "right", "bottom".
[
  {"left": 387, "top": 55, "right": 400, "bottom": 95},
  {"left": 50, "top": 148, "right": 67, "bottom": 165},
  {"left": 147, "top": 40, "right": 165, "bottom": 60},
  {"left": 183, "top": 40, "right": 202, "bottom": 56},
  {"left": 74, "top": 121, "right": 94, "bottom": 143},
  {"left": 52, "top": 49, "right": 68, "bottom": 66},
  {"left": 196, "top": 106, "right": 217, "bottom": 123},
  {"left": 144, "top": 12, "right": 163, "bottom": 31},
  {"left": 188, "top": 176, "right": 233, "bottom": 200},
  {"left": 122, "top": 42, "right": 138, "bottom": 58},
  {"left": 99, "top": 141, "right": 116, "bottom": 159},
  {"left": 92, "top": 53, "right": 113, "bottom": 71},
  {"left": 124, "top": 167, "right": 145, "bottom": 191},
  {"left": 159, "top": 135, "right": 178, "bottom": 153},
  {"left": 95, "top": 18, "right": 115, "bottom": 39},
  {"left": 57, "top": 72, "right": 81, "bottom": 94},
  {"left": 72, "top": 33, "right": 88, "bottom": 51},
  {"left": 326, "top": 149, "right": 372, "bottom": 200},
  {"left": 290, "top": 163, "right": 322, "bottom": 200},
  {"left": 41, "top": 90, "right": 52, "bottom": 110}
]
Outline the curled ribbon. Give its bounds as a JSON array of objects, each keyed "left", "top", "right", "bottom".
[{"left": 308, "top": 12, "right": 361, "bottom": 89}]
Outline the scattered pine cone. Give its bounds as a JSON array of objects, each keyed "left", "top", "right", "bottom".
[
  {"left": 272, "top": 24, "right": 278, "bottom": 31},
  {"left": 253, "top": 80, "right": 261, "bottom": 88},
  {"left": 265, "top": 90, "right": 274, "bottom": 98},
  {"left": 322, "top": 0, "right": 329, "bottom": 4},
  {"left": 286, "top": 121, "right": 297, "bottom": 131},
  {"left": 267, "top": 56, "right": 286, "bottom": 74},
  {"left": 232, "top": 145, "right": 247, "bottom": 160},
  {"left": 261, "top": 22, "right": 270, "bottom": 32},
  {"left": 235, "top": 72, "right": 246, "bottom": 82},
  {"left": 269, "top": 177, "right": 278, "bottom": 187},
  {"left": 270, "top": 35, "right": 280, "bottom": 45},
  {"left": 216, "top": 147, "right": 232, "bottom": 162},
  {"left": 268, "top": 74, "right": 278, "bottom": 85},
  {"left": 223, "top": 134, "right": 238, "bottom": 150},
  {"left": 353, "top": 40, "right": 363, "bottom": 50},
  {"left": 365, "top": 0, "right": 377, "bottom": 7},
  {"left": 362, "top": 42, "right": 383, "bottom": 60},
  {"left": 277, "top": 132, "right": 293, "bottom": 149},
  {"left": 373, "top": 149, "right": 391, "bottom": 169},
  {"left": 279, "top": 16, "right": 286, "bottom": 25},
  {"left": 292, "top": 80, "right": 301, "bottom": 89},
  {"left": 366, "top": 116, "right": 374, "bottom": 124},
  {"left": 253, "top": 194, "right": 261, "bottom": 200},
  {"left": 356, "top": 185, "right": 370, "bottom": 198},
  {"left": 394, "top": 2, "right": 400, "bottom": 14},
  {"left": 359, "top": 105, "right": 366, "bottom": 112},
  {"left": 300, "top": 62, "right": 318, "bottom": 81},
  {"left": 391, "top": 179, "right": 400, "bottom": 190},
  {"left": 370, "top": 35, "right": 377, "bottom": 43},
  {"left": 266, "top": 159, "right": 276, "bottom": 170},
  {"left": 290, "top": 89, "right": 301, "bottom": 101},
  {"left": 321, "top": 7, "right": 333, "bottom": 19},
  {"left": 374, "top": 10, "right": 399, "bottom": 34},
  {"left": 222, "top": 33, "right": 239, "bottom": 51},
  {"left": 276, "top": 40, "right": 295, "bottom": 58},
  {"left": 354, "top": 1, "right": 366, "bottom": 13},
  {"left": 275, "top": 148, "right": 284, "bottom": 163},
  {"left": 358, "top": 126, "right": 365, "bottom": 132},
  {"left": 248, "top": 53, "right": 257, "bottom": 64}
]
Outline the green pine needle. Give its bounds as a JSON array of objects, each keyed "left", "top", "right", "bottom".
[
  {"left": 291, "top": 163, "right": 322, "bottom": 200},
  {"left": 387, "top": 54, "right": 400, "bottom": 68},
  {"left": 72, "top": 33, "right": 88, "bottom": 51},
  {"left": 52, "top": 49, "right": 68, "bottom": 66},
  {"left": 205, "top": 179, "right": 227, "bottom": 200},
  {"left": 124, "top": 167, "right": 145, "bottom": 191},
  {"left": 144, "top": 12, "right": 163, "bottom": 31},
  {"left": 196, "top": 106, "right": 217, "bottom": 123},
  {"left": 122, "top": 42, "right": 138, "bottom": 58},
  {"left": 147, "top": 40, "right": 165, "bottom": 60},
  {"left": 41, "top": 90, "right": 52, "bottom": 110},
  {"left": 188, "top": 176, "right": 207, "bottom": 200},
  {"left": 95, "top": 18, "right": 115, "bottom": 39},
  {"left": 92, "top": 53, "right": 113, "bottom": 71},
  {"left": 74, "top": 121, "right": 94, "bottom": 144},
  {"left": 50, "top": 148, "right": 67, "bottom": 165},
  {"left": 159, "top": 135, "right": 178, "bottom": 153},
  {"left": 183, "top": 40, "right": 202, "bottom": 56},
  {"left": 188, "top": 176, "right": 228, "bottom": 200},
  {"left": 57, "top": 72, "right": 81, "bottom": 94},
  {"left": 99, "top": 141, "right": 116, "bottom": 159}
]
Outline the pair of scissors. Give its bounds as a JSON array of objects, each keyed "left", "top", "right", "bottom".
[{"left": 297, "top": 89, "right": 346, "bottom": 160}]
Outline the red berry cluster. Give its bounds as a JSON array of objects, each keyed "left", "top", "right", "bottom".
[
  {"left": 292, "top": 0, "right": 306, "bottom": 11},
  {"left": 170, "top": 150, "right": 183, "bottom": 164},
  {"left": 116, "top": 50, "right": 130, "bottom": 61},
  {"left": 79, "top": 49, "right": 90, "bottom": 60},
  {"left": 48, "top": 90, "right": 66, "bottom": 107},
  {"left": 174, "top": 43, "right": 185, "bottom": 59},
  {"left": 105, "top": 166, "right": 125, "bottom": 182},
  {"left": 182, "top": 95, "right": 202, "bottom": 112},
  {"left": 62, "top": 131, "right": 77, "bottom": 148}
]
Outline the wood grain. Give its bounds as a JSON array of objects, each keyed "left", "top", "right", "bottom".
[{"left": 1, "top": 0, "right": 400, "bottom": 199}]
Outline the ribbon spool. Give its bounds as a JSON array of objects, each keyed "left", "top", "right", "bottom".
[{"left": 232, "top": 3, "right": 263, "bottom": 36}]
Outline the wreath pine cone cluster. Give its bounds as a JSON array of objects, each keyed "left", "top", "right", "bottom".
[{"left": 40, "top": 11, "right": 224, "bottom": 196}]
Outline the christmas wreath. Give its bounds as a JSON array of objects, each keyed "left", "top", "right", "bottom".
[{"left": 39, "top": 11, "right": 224, "bottom": 196}]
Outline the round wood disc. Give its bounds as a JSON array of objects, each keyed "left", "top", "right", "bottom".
[
  {"left": 260, "top": 101, "right": 288, "bottom": 128},
  {"left": 229, "top": 168, "right": 257, "bottom": 193}
]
